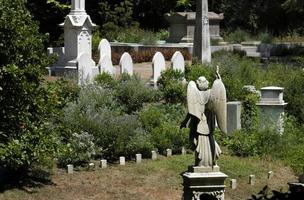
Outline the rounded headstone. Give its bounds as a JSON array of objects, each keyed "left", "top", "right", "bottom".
[
  {"left": 152, "top": 52, "right": 166, "bottom": 84},
  {"left": 119, "top": 52, "right": 133, "bottom": 76},
  {"left": 171, "top": 51, "right": 185, "bottom": 72},
  {"left": 98, "top": 39, "right": 111, "bottom": 59},
  {"left": 99, "top": 54, "right": 115, "bottom": 75},
  {"left": 77, "top": 53, "right": 93, "bottom": 85}
]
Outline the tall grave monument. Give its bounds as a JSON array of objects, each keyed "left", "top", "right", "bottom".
[
  {"left": 193, "top": 0, "right": 211, "bottom": 63},
  {"left": 181, "top": 67, "right": 228, "bottom": 200},
  {"left": 48, "top": 0, "right": 97, "bottom": 79}
]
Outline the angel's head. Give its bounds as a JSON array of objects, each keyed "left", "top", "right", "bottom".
[{"left": 196, "top": 76, "right": 209, "bottom": 91}]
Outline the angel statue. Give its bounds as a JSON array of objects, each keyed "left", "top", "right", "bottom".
[{"left": 181, "top": 67, "right": 227, "bottom": 168}]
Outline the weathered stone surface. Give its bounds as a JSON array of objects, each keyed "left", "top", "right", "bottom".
[
  {"left": 119, "top": 52, "right": 133, "bottom": 75},
  {"left": 268, "top": 171, "right": 274, "bottom": 179},
  {"left": 88, "top": 162, "right": 95, "bottom": 171},
  {"left": 152, "top": 52, "right": 166, "bottom": 86},
  {"left": 193, "top": 0, "right": 211, "bottom": 63},
  {"left": 171, "top": 51, "right": 185, "bottom": 72},
  {"left": 98, "top": 54, "right": 115, "bottom": 75}
]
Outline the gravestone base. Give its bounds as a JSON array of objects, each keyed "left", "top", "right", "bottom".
[{"left": 182, "top": 171, "right": 228, "bottom": 200}]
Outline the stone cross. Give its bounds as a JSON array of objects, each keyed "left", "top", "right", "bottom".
[{"left": 193, "top": 0, "right": 211, "bottom": 63}]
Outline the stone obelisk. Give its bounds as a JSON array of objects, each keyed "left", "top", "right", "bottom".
[{"left": 193, "top": 0, "right": 211, "bottom": 63}]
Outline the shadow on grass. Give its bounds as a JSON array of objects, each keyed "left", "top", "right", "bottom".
[
  {"left": 250, "top": 185, "right": 304, "bottom": 200},
  {"left": 0, "top": 167, "right": 55, "bottom": 194}
]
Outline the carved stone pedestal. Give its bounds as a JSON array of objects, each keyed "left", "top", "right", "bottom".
[{"left": 182, "top": 171, "right": 228, "bottom": 200}]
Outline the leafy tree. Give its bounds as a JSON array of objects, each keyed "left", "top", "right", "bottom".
[{"left": 0, "top": 0, "right": 57, "bottom": 173}]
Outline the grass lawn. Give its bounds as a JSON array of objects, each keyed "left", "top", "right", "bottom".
[{"left": 0, "top": 154, "right": 297, "bottom": 200}]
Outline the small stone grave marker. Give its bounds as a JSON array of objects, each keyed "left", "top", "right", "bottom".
[
  {"left": 98, "top": 39, "right": 111, "bottom": 59},
  {"left": 151, "top": 151, "right": 158, "bottom": 160},
  {"left": 120, "top": 156, "right": 126, "bottom": 166},
  {"left": 100, "top": 159, "right": 107, "bottom": 169},
  {"left": 136, "top": 154, "right": 142, "bottom": 164},
  {"left": 166, "top": 149, "right": 172, "bottom": 157},
  {"left": 120, "top": 52, "right": 133, "bottom": 76},
  {"left": 67, "top": 164, "right": 74, "bottom": 174},
  {"left": 171, "top": 51, "right": 185, "bottom": 72},
  {"left": 98, "top": 54, "right": 115, "bottom": 75},
  {"left": 230, "top": 179, "right": 237, "bottom": 189},
  {"left": 249, "top": 175, "right": 256, "bottom": 185},
  {"left": 152, "top": 52, "right": 166, "bottom": 86}
]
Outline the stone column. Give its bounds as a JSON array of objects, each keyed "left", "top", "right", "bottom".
[{"left": 193, "top": 0, "right": 211, "bottom": 63}]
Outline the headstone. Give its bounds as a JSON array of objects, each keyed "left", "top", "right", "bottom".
[
  {"left": 257, "top": 86, "right": 288, "bottom": 134},
  {"left": 151, "top": 151, "right": 158, "bottom": 160},
  {"left": 230, "top": 179, "right": 237, "bottom": 190},
  {"left": 119, "top": 52, "right": 133, "bottom": 75},
  {"left": 171, "top": 51, "right": 185, "bottom": 72},
  {"left": 182, "top": 147, "right": 187, "bottom": 155},
  {"left": 100, "top": 159, "right": 107, "bottom": 169},
  {"left": 193, "top": 0, "right": 211, "bottom": 63},
  {"left": 98, "top": 54, "right": 115, "bottom": 75},
  {"left": 268, "top": 171, "right": 274, "bottom": 179},
  {"left": 166, "top": 149, "right": 172, "bottom": 157},
  {"left": 77, "top": 53, "right": 95, "bottom": 85},
  {"left": 67, "top": 164, "right": 74, "bottom": 174},
  {"left": 152, "top": 52, "right": 166, "bottom": 87},
  {"left": 227, "top": 101, "right": 242, "bottom": 134},
  {"left": 98, "top": 39, "right": 111, "bottom": 60},
  {"left": 88, "top": 162, "right": 95, "bottom": 171},
  {"left": 136, "top": 154, "right": 142, "bottom": 164},
  {"left": 120, "top": 156, "right": 125, "bottom": 166},
  {"left": 249, "top": 175, "right": 256, "bottom": 185}
]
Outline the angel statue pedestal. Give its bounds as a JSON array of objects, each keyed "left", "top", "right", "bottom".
[{"left": 180, "top": 70, "right": 228, "bottom": 200}]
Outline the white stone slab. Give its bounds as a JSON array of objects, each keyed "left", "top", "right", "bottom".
[
  {"left": 98, "top": 54, "right": 115, "bottom": 75},
  {"left": 249, "top": 175, "right": 256, "bottom": 185},
  {"left": 152, "top": 52, "right": 166, "bottom": 85},
  {"left": 77, "top": 53, "right": 94, "bottom": 85},
  {"left": 136, "top": 154, "right": 142, "bottom": 164},
  {"left": 166, "top": 149, "right": 172, "bottom": 157},
  {"left": 230, "top": 179, "right": 237, "bottom": 189},
  {"left": 98, "top": 39, "right": 111, "bottom": 59},
  {"left": 120, "top": 156, "right": 125, "bottom": 166},
  {"left": 100, "top": 159, "right": 107, "bottom": 169},
  {"left": 171, "top": 51, "right": 185, "bottom": 72},
  {"left": 67, "top": 164, "right": 74, "bottom": 174},
  {"left": 119, "top": 52, "right": 133, "bottom": 75}
]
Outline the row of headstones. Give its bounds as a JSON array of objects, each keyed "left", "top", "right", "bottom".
[
  {"left": 97, "top": 39, "right": 185, "bottom": 84},
  {"left": 66, "top": 148, "right": 186, "bottom": 174},
  {"left": 229, "top": 171, "right": 274, "bottom": 190}
]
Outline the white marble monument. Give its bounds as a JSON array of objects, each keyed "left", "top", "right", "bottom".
[
  {"left": 171, "top": 51, "right": 185, "bottom": 72},
  {"left": 48, "top": 0, "right": 97, "bottom": 80},
  {"left": 77, "top": 53, "right": 94, "bottom": 85},
  {"left": 193, "top": 0, "right": 211, "bottom": 63},
  {"left": 119, "top": 52, "right": 133, "bottom": 75},
  {"left": 152, "top": 52, "right": 166, "bottom": 87}
]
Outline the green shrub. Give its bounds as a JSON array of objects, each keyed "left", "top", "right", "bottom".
[
  {"left": 158, "top": 69, "right": 186, "bottom": 103},
  {"left": 61, "top": 85, "right": 152, "bottom": 160},
  {"left": 258, "top": 32, "right": 273, "bottom": 44},
  {"left": 95, "top": 73, "right": 117, "bottom": 89},
  {"left": 139, "top": 105, "right": 165, "bottom": 132},
  {"left": 57, "top": 131, "right": 96, "bottom": 167},
  {"left": 226, "top": 29, "right": 250, "bottom": 44},
  {"left": 240, "top": 91, "right": 259, "bottom": 131},
  {"left": 151, "top": 122, "right": 188, "bottom": 154},
  {"left": 115, "top": 75, "right": 160, "bottom": 113},
  {"left": 0, "top": 0, "right": 57, "bottom": 173},
  {"left": 185, "top": 63, "right": 213, "bottom": 82}
]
